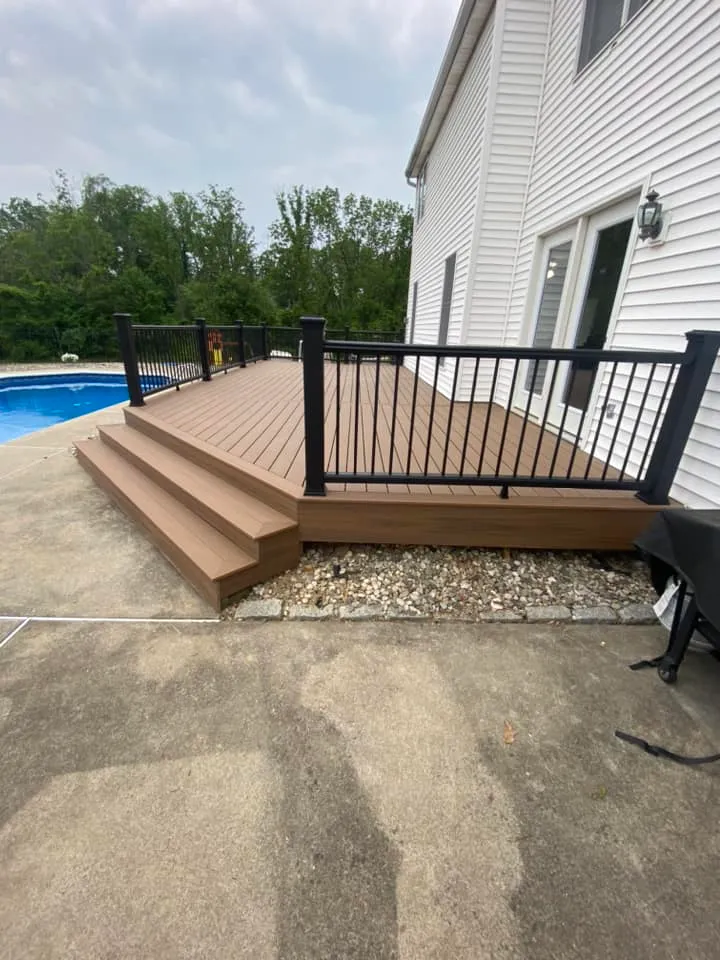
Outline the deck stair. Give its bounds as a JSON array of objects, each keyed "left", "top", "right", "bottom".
[{"left": 76, "top": 421, "right": 301, "bottom": 610}]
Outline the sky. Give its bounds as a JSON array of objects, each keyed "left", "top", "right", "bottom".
[{"left": 0, "top": 0, "right": 459, "bottom": 243}]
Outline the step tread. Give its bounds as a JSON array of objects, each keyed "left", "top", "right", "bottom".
[
  {"left": 99, "top": 424, "right": 297, "bottom": 540},
  {"left": 76, "top": 438, "right": 258, "bottom": 583}
]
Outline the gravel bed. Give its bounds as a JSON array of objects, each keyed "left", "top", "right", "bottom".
[{"left": 229, "top": 545, "right": 657, "bottom": 622}]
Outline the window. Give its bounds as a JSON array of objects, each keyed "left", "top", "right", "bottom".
[
  {"left": 578, "top": 0, "right": 651, "bottom": 70},
  {"left": 409, "top": 281, "right": 418, "bottom": 342},
  {"left": 438, "top": 253, "right": 456, "bottom": 362},
  {"left": 525, "top": 241, "right": 572, "bottom": 394},
  {"left": 415, "top": 165, "right": 427, "bottom": 222}
]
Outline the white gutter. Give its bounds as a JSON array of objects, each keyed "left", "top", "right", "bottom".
[{"left": 405, "top": 0, "right": 495, "bottom": 180}]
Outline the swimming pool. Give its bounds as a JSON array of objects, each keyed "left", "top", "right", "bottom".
[{"left": 0, "top": 373, "right": 130, "bottom": 443}]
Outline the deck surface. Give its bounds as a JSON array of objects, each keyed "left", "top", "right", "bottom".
[{"left": 143, "top": 360, "right": 625, "bottom": 500}]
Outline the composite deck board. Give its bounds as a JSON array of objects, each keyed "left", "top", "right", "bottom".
[{"left": 142, "top": 360, "right": 632, "bottom": 501}]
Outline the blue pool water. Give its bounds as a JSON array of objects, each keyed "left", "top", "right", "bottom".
[{"left": 0, "top": 373, "right": 130, "bottom": 443}]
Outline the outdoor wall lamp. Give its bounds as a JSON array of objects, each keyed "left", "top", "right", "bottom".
[{"left": 637, "top": 190, "right": 663, "bottom": 240}]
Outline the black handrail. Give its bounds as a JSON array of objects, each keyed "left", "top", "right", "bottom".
[
  {"left": 302, "top": 316, "right": 720, "bottom": 505},
  {"left": 114, "top": 313, "right": 268, "bottom": 403}
]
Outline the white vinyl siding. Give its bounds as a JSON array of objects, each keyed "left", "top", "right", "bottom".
[
  {"left": 406, "top": 7, "right": 494, "bottom": 395},
  {"left": 461, "top": 0, "right": 553, "bottom": 401},
  {"left": 503, "top": 0, "right": 720, "bottom": 505}
]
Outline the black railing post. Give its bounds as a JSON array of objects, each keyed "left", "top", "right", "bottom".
[
  {"left": 638, "top": 329, "right": 720, "bottom": 504},
  {"left": 301, "top": 316, "right": 326, "bottom": 496},
  {"left": 114, "top": 312, "right": 144, "bottom": 406},
  {"left": 262, "top": 323, "right": 270, "bottom": 360},
  {"left": 194, "top": 317, "right": 212, "bottom": 381},
  {"left": 236, "top": 320, "right": 246, "bottom": 368}
]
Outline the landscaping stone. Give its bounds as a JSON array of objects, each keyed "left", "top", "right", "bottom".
[
  {"left": 227, "top": 544, "right": 656, "bottom": 624},
  {"left": 286, "top": 604, "right": 335, "bottom": 620},
  {"left": 385, "top": 606, "right": 425, "bottom": 620},
  {"left": 617, "top": 602, "right": 657, "bottom": 625},
  {"left": 526, "top": 605, "right": 572, "bottom": 622},
  {"left": 233, "top": 599, "right": 283, "bottom": 620},
  {"left": 338, "top": 604, "right": 386, "bottom": 621},
  {"left": 572, "top": 605, "right": 618, "bottom": 624},
  {"left": 477, "top": 610, "right": 525, "bottom": 623}
]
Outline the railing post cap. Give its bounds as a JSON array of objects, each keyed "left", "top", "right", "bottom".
[
  {"left": 114, "top": 312, "right": 132, "bottom": 319},
  {"left": 300, "top": 316, "right": 326, "bottom": 327},
  {"left": 686, "top": 329, "right": 720, "bottom": 343}
]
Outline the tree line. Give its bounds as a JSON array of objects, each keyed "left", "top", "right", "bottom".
[{"left": 0, "top": 174, "right": 412, "bottom": 361}]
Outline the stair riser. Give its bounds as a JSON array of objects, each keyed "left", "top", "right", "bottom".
[
  {"left": 125, "top": 408, "right": 299, "bottom": 520},
  {"left": 100, "top": 428, "right": 263, "bottom": 559},
  {"left": 77, "top": 445, "right": 222, "bottom": 610}
]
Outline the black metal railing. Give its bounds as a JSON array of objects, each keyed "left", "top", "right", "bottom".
[
  {"left": 115, "top": 313, "right": 271, "bottom": 402},
  {"left": 115, "top": 313, "right": 406, "bottom": 403},
  {"left": 263, "top": 325, "right": 405, "bottom": 361},
  {"left": 301, "top": 316, "right": 720, "bottom": 505},
  {"left": 268, "top": 326, "right": 302, "bottom": 359},
  {"left": 207, "top": 324, "right": 244, "bottom": 374}
]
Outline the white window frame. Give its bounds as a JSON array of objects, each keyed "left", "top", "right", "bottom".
[{"left": 577, "top": 0, "right": 652, "bottom": 73}]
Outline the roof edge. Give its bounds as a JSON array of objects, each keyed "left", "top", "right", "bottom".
[{"left": 405, "top": 0, "right": 495, "bottom": 180}]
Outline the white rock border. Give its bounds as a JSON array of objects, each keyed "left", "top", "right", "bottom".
[{"left": 232, "top": 599, "right": 657, "bottom": 625}]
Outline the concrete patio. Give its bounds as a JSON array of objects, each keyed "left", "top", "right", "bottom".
[
  {"left": 1, "top": 406, "right": 720, "bottom": 959},
  {"left": 1, "top": 618, "right": 720, "bottom": 959}
]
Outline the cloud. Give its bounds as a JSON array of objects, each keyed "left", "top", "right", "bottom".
[
  {"left": 271, "top": 0, "right": 460, "bottom": 62},
  {"left": 283, "top": 56, "right": 374, "bottom": 134},
  {"left": 224, "top": 80, "right": 277, "bottom": 118},
  {"left": 135, "top": 124, "right": 191, "bottom": 154},
  {"left": 135, "top": 0, "right": 262, "bottom": 26},
  {"left": 0, "top": 0, "right": 439, "bottom": 229}
]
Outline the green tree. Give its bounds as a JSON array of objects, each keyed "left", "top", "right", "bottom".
[
  {"left": 0, "top": 173, "right": 410, "bottom": 361},
  {"left": 260, "top": 186, "right": 411, "bottom": 330}
]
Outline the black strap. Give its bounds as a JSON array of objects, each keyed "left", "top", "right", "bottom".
[
  {"left": 629, "top": 657, "right": 664, "bottom": 671},
  {"left": 615, "top": 730, "right": 720, "bottom": 765}
]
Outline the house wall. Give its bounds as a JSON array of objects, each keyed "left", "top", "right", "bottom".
[
  {"left": 460, "top": 0, "right": 553, "bottom": 397},
  {"left": 405, "top": 7, "right": 494, "bottom": 393},
  {"left": 502, "top": 0, "right": 720, "bottom": 506}
]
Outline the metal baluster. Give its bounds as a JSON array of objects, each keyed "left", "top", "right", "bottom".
[
  {"left": 158, "top": 329, "right": 166, "bottom": 388},
  {"left": 159, "top": 328, "right": 168, "bottom": 388},
  {"left": 144, "top": 330, "right": 153, "bottom": 390},
  {"left": 173, "top": 328, "right": 182, "bottom": 384},
  {"left": 601, "top": 362, "right": 638, "bottom": 481},
  {"left": 146, "top": 330, "right": 156, "bottom": 389},
  {"left": 353, "top": 352, "right": 361, "bottom": 475},
  {"left": 530, "top": 359, "right": 560, "bottom": 478},
  {"left": 137, "top": 329, "right": 147, "bottom": 389},
  {"left": 388, "top": 360, "right": 401, "bottom": 475},
  {"left": 494, "top": 359, "right": 520, "bottom": 476},
  {"left": 441, "top": 359, "right": 460, "bottom": 475},
  {"left": 187, "top": 326, "right": 196, "bottom": 379},
  {"left": 135, "top": 330, "right": 145, "bottom": 390},
  {"left": 371, "top": 354, "right": 381, "bottom": 474},
  {"left": 460, "top": 357, "right": 479, "bottom": 476},
  {"left": 549, "top": 362, "right": 578, "bottom": 477},
  {"left": 478, "top": 358, "right": 500, "bottom": 475},
  {"left": 335, "top": 354, "right": 341, "bottom": 476},
  {"left": 619, "top": 363, "right": 657, "bottom": 481},
  {"left": 512, "top": 357, "right": 540, "bottom": 477},
  {"left": 406, "top": 357, "right": 421, "bottom": 475},
  {"left": 583, "top": 362, "right": 618, "bottom": 479},
  {"left": 636, "top": 363, "right": 677, "bottom": 482},
  {"left": 566, "top": 364, "right": 599, "bottom": 477},
  {"left": 423, "top": 356, "right": 441, "bottom": 475}
]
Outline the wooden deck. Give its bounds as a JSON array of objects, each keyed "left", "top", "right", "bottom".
[
  {"left": 139, "top": 360, "right": 622, "bottom": 498},
  {"left": 126, "top": 359, "right": 660, "bottom": 546},
  {"left": 76, "top": 357, "right": 665, "bottom": 605}
]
